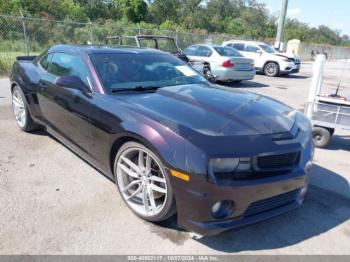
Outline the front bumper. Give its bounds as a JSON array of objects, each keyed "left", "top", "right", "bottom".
[
  {"left": 172, "top": 167, "right": 310, "bottom": 236},
  {"left": 280, "top": 61, "right": 301, "bottom": 74}
]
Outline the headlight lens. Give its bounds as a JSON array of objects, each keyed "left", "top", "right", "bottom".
[
  {"left": 296, "top": 111, "right": 312, "bottom": 132},
  {"left": 210, "top": 158, "right": 239, "bottom": 173}
]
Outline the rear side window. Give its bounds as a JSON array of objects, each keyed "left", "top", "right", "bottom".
[
  {"left": 232, "top": 43, "right": 245, "bottom": 51},
  {"left": 49, "top": 53, "right": 89, "bottom": 85},
  {"left": 245, "top": 45, "right": 259, "bottom": 52},
  {"left": 183, "top": 46, "right": 199, "bottom": 56},
  {"left": 214, "top": 47, "right": 243, "bottom": 57},
  {"left": 197, "top": 46, "right": 212, "bottom": 57}
]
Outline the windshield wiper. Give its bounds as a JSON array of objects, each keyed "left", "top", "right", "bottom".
[{"left": 111, "top": 85, "right": 161, "bottom": 93}]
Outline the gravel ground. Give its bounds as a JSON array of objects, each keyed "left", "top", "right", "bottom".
[{"left": 0, "top": 60, "right": 349, "bottom": 255}]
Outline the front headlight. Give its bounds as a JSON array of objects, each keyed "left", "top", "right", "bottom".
[
  {"left": 296, "top": 111, "right": 312, "bottom": 132},
  {"left": 209, "top": 158, "right": 252, "bottom": 180},
  {"left": 210, "top": 158, "right": 239, "bottom": 173}
]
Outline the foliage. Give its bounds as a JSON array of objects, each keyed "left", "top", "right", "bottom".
[
  {"left": 146, "top": 0, "right": 349, "bottom": 46},
  {"left": 121, "top": 0, "right": 148, "bottom": 23},
  {"left": 1, "top": 0, "right": 349, "bottom": 46}
]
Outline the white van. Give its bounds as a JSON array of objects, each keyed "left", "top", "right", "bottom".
[{"left": 222, "top": 40, "right": 301, "bottom": 77}]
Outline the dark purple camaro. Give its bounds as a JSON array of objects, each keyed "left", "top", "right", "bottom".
[{"left": 10, "top": 45, "right": 313, "bottom": 235}]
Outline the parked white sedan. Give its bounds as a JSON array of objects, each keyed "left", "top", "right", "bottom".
[{"left": 183, "top": 44, "right": 256, "bottom": 83}]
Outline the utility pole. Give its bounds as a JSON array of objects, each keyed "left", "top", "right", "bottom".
[{"left": 275, "top": 0, "right": 289, "bottom": 51}]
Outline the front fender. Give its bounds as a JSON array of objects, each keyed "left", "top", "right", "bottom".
[{"left": 119, "top": 118, "right": 188, "bottom": 174}]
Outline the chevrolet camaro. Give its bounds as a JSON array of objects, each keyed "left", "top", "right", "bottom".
[{"left": 10, "top": 45, "right": 314, "bottom": 235}]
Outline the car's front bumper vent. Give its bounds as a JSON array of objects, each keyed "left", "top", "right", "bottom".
[
  {"left": 256, "top": 151, "right": 300, "bottom": 170},
  {"left": 244, "top": 189, "right": 299, "bottom": 217}
]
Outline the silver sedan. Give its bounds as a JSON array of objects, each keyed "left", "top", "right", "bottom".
[{"left": 184, "top": 44, "right": 256, "bottom": 82}]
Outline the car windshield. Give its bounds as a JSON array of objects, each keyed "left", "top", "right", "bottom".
[
  {"left": 138, "top": 38, "right": 179, "bottom": 54},
  {"left": 90, "top": 53, "right": 207, "bottom": 92},
  {"left": 259, "top": 44, "right": 276, "bottom": 53},
  {"left": 214, "top": 46, "right": 243, "bottom": 57}
]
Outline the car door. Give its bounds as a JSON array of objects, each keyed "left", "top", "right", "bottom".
[
  {"left": 243, "top": 44, "right": 259, "bottom": 59},
  {"left": 231, "top": 43, "right": 246, "bottom": 54},
  {"left": 195, "top": 46, "right": 213, "bottom": 63},
  {"left": 243, "top": 44, "right": 263, "bottom": 67},
  {"left": 183, "top": 45, "right": 200, "bottom": 62},
  {"left": 36, "top": 52, "right": 94, "bottom": 154}
]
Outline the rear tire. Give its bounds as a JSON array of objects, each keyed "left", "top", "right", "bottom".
[
  {"left": 11, "top": 86, "right": 40, "bottom": 132},
  {"left": 264, "top": 62, "right": 280, "bottom": 77},
  {"left": 312, "top": 126, "right": 331, "bottom": 148},
  {"left": 203, "top": 64, "right": 215, "bottom": 83}
]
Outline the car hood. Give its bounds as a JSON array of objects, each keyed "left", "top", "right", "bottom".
[
  {"left": 114, "top": 84, "right": 296, "bottom": 138},
  {"left": 274, "top": 52, "right": 300, "bottom": 61}
]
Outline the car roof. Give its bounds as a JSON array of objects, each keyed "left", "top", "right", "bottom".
[
  {"left": 189, "top": 44, "right": 224, "bottom": 48},
  {"left": 47, "top": 44, "right": 168, "bottom": 55},
  {"left": 223, "top": 40, "right": 267, "bottom": 45}
]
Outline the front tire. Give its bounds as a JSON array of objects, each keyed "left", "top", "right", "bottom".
[
  {"left": 114, "top": 141, "right": 176, "bottom": 222},
  {"left": 11, "top": 86, "right": 39, "bottom": 132},
  {"left": 264, "top": 62, "right": 280, "bottom": 77},
  {"left": 312, "top": 126, "right": 332, "bottom": 148}
]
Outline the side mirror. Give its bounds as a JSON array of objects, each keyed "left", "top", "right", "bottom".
[
  {"left": 56, "top": 75, "right": 91, "bottom": 94},
  {"left": 256, "top": 50, "right": 262, "bottom": 54}
]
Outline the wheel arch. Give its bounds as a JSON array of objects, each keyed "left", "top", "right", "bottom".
[
  {"left": 108, "top": 132, "right": 170, "bottom": 180},
  {"left": 203, "top": 61, "right": 211, "bottom": 68},
  {"left": 263, "top": 60, "right": 280, "bottom": 69},
  {"left": 10, "top": 81, "right": 35, "bottom": 114},
  {"left": 11, "top": 82, "right": 17, "bottom": 92}
]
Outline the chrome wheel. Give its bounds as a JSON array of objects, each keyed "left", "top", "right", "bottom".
[
  {"left": 12, "top": 89, "right": 27, "bottom": 128},
  {"left": 264, "top": 63, "right": 279, "bottom": 77},
  {"left": 116, "top": 146, "right": 168, "bottom": 217}
]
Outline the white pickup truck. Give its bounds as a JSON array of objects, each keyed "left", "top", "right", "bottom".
[{"left": 222, "top": 40, "right": 301, "bottom": 77}]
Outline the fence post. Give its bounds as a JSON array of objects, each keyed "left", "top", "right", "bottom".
[
  {"left": 88, "top": 18, "right": 93, "bottom": 44},
  {"left": 305, "top": 54, "right": 326, "bottom": 118},
  {"left": 19, "top": 10, "right": 29, "bottom": 55},
  {"left": 175, "top": 30, "right": 179, "bottom": 47}
]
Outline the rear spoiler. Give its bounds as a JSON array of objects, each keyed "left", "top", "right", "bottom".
[{"left": 16, "top": 56, "right": 37, "bottom": 61}]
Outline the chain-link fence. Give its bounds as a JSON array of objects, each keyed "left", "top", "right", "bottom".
[
  {"left": 299, "top": 42, "right": 350, "bottom": 61},
  {"left": 1, "top": 14, "right": 350, "bottom": 75}
]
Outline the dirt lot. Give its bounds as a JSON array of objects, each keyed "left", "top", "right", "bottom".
[{"left": 0, "top": 60, "right": 349, "bottom": 255}]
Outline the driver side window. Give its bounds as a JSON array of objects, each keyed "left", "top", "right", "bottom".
[
  {"left": 197, "top": 46, "right": 212, "bottom": 57},
  {"left": 49, "top": 53, "right": 89, "bottom": 86},
  {"left": 245, "top": 45, "right": 259, "bottom": 53},
  {"left": 183, "top": 46, "right": 199, "bottom": 56}
]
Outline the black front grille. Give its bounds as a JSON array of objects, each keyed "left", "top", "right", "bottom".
[
  {"left": 257, "top": 152, "right": 300, "bottom": 170},
  {"left": 244, "top": 190, "right": 299, "bottom": 217}
]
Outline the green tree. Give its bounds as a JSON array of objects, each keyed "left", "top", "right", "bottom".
[
  {"left": 74, "top": 0, "right": 122, "bottom": 21},
  {"left": 19, "top": 0, "right": 86, "bottom": 20},
  {"left": 147, "top": 0, "right": 182, "bottom": 24},
  {"left": 121, "top": 0, "right": 148, "bottom": 23},
  {"left": 284, "top": 19, "right": 310, "bottom": 42}
]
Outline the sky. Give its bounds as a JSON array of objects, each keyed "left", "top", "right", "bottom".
[{"left": 257, "top": 0, "right": 350, "bottom": 36}]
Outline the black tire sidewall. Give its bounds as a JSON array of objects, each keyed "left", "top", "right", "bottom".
[
  {"left": 312, "top": 127, "right": 331, "bottom": 148},
  {"left": 113, "top": 141, "right": 176, "bottom": 222}
]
